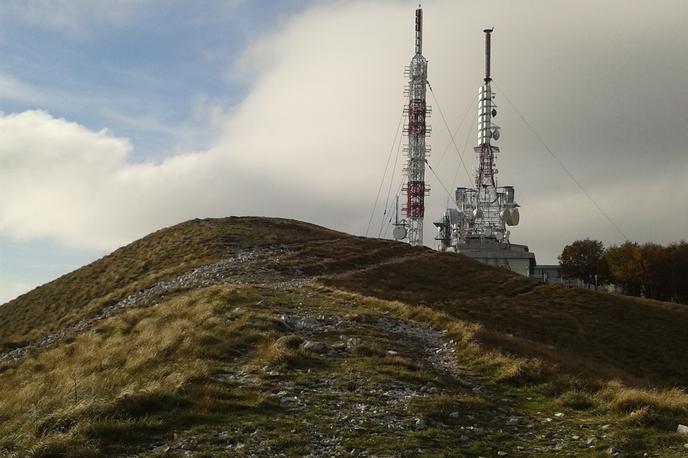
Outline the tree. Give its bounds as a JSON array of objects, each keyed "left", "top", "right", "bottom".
[
  {"left": 558, "top": 239, "right": 606, "bottom": 287},
  {"left": 666, "top": 241, "right": 688, "bottom": 303},
  {"left": 603, "top": 242, "right": 643, "bottom": 296},
  {"left": 639, "top": 242, "right": 672, "bottom": 301}
]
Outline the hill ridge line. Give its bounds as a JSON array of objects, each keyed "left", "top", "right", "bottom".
[{"left": 0, "top": 247, "right": 276, "bottom": 364}]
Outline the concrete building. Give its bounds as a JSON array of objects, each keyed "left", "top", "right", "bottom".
[
  {"left": 532, "top": 264, "right": 564, "bottom": 283},
  {"left": 458, "top": 240, "right": 536, "bottom": 277}
]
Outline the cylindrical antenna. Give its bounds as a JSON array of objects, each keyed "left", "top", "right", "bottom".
[
  {"left": 483, "top": 28, "right": 494, "bottom": 83},
  {"left": 415, "top": 7, "right": 423, "bottom": 55}
]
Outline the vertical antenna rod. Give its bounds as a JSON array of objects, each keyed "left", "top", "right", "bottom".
[
  {"left": 415, "top": 7, "right": 423, "bottom": 55},
  {"left": 483, "top": 28, "right": 493, "bottom": 83}
]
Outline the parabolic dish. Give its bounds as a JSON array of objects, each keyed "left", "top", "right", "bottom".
[
  {"left": 509, "top": 208, "right": 520, "bottom": 226},
  {"left": 392, "top": 225, "right": 408, "bottom": 240}
]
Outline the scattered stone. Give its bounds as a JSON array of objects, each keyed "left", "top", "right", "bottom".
[
  {"left": 450, "top": 411, "right": 460, "bottom": 418},
  {"left": 302, "top": 340, "right": 330, "bottom": 353},
  {"left": 607, "top": 447, "right": 622, "bottom": 456},
  {"left": 346, "top": 337, "right": 361, "bottom": 351},
  {"left": 387, "top": 350, "right": 399, "bottom": 356},
  {"left": 678, "top": 424, "right": 688, "bottom": 435},
  {"left": 414, "top": 418, "right": 427, "bottom": 430},
  {"left": 586, "top": 437, "right": 597, "bottom": 446},
  {"left": 601, "top": 423, "right": 611, "bottom": 430},
  {"left": 554, "top": 412, "right": 564, "bottom": 418},
  {"left": 497, "top": 452, "right": 508, "bottom": 457},
  {"left": 152, "top": 445, "right": 171, "bottom": 454},
  {"left": 0, "top": 248, "right": 284, "bottom": 364}
]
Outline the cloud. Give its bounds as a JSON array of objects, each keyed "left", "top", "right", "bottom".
[{"left": 1, "top": 0, "right": 687, "bottom": 266}]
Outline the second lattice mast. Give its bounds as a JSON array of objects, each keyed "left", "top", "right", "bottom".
[{"left": 395, "top": 6, "right": 431, "bottom": 247}]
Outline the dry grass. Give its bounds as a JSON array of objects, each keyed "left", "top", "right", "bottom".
[
  {"left": 596, "top": 381, "right": 688, "bottom": 430},
  {"left": 321, "top": 251, "right": 688, "bottom": 387},
  {"left": 323, "top": 287, "right": 688, "bottom": 436},
  {"left": 0, "top": 217, "right": 342, "bottom": 347},
  {"left": 0, "top": 284, "right": 261, "bottom": 453},
  {"left": 2, "top": 217, "right": 688, "bottom": 454}
]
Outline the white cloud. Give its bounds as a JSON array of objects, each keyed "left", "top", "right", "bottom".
[{"left": 1, "top": 0, "right": 687, "bottom": 267}]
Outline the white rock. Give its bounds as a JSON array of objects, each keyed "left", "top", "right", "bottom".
[{"left": 678, "top": 424, "right": 688, "bottom": 434}]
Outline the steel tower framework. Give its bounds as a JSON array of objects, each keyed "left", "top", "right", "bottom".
[
  {"left": 434, "top": 28, "right": 521, "bottom": 250},
  {"left": 401, "top": 6, "right": 430, "bottom": 247}
]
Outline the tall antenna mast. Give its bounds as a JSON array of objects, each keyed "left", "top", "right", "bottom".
[
  {"left": 433, "top": 28, "right": 534, "bottom": 276},
  {"left": 435, "top": 28, "right": 523, "bottom": 250},
  {"left": 476, "top": 27, "right": 497, "bottom": 189},
  {"left": 395, "top": 5, "right": 431, "bottom": 247}
]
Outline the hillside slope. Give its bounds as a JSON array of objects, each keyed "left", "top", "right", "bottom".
[{"left": 1, "top": 217, "right": 687, "bottom": 457}]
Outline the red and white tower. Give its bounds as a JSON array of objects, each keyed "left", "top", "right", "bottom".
[{"left": 395, "top": 6, "right": 430, "bottom": 247}]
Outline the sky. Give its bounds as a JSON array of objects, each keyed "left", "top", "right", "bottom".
[{"left": 1, "top": 0, "right": 687, "bottom": 303}]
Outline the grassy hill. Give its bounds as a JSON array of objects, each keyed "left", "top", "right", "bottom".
[{"left": 1, "top": 217, "right": 687, "bottom": 457}]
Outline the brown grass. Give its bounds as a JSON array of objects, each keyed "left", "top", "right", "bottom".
[
  {"left": 2, "top": 216, "right": 687, "bottom": 453},
  {"left": 596, "top": 381, "right": 688, "bottom": 430},
  {"left": 321, "top": 251, "right": 688, "bottom": 387},
  {"left": 0, "top": 284, "right": 265, "bottom": 452},
  {"left": 0, "top": 217, "right": 342, "bottom": 347}
]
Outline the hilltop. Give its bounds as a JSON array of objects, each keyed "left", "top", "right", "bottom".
[{"left": 1, "top": 217, "right": 687, "bottom": 456}]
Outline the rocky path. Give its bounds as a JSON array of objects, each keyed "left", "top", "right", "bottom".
[
  {"left": 136, "top": 281, "right": 630, "bottom": 458},
  {"left": 0, "top": 248, "right": 289, "bottom": 364},
  {"left": 2, "top": 250, "right": 639, "bottom": 456}
]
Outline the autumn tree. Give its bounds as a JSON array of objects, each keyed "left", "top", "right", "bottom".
[
  {"left": 603, "top": 242, "right": 643, "bottom": 296},
  {"left": 558, "top": 239, "right": 606, "bottom": 287}
]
